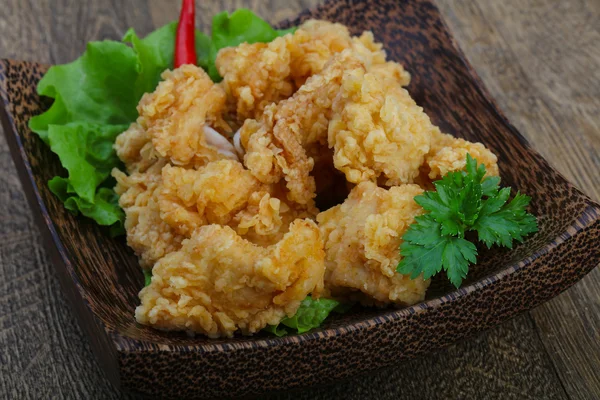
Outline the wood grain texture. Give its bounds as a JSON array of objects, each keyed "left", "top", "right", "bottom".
[
  {"left": 0, "top": 1, "right": 597, "bottom": 399},
  {"left": 436, "top": 2, "right": 600, "bottom": 398}
]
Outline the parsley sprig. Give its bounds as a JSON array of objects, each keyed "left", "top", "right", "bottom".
[{"left": 397, "top": 154, "right": 538, "bottom": 288}]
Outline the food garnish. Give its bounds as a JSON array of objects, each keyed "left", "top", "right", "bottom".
[
  {"left": 143, "top": 269, "right": 152, "bottom": 287},
  {"left": 398, "top": 154, "right": 538, "bottom": 288},
  {"left": 174, "top": 0, "right": 197, "bottom": 67},
  {"left": 28, "top": 24, "right": 179, "bottom": 235},
  {"left": 28, "top": 9, "right": 290, "bottom": 234},
  {"left": 265, "top": 296, "right": 350, "bottom": 337}
]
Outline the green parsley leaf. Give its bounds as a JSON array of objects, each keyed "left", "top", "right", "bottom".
[
  {"left": 474, "top": 192, "right": 538, "bottom": 249},
  {"left": 442, "top": 236, "right": 477, "bottom": 288},
  {"left": 398, "top": 154, "right": 537, "bottom": 288},
  {"left": 481, "top": 175, "right": 501, "bottom": 197},
  {"left": 415, "top": 170, "right": 483, "bottom": 237},
  {"left": 465, "top": 153, "right": 486, "bottom": 182},
  {"left": 398, "top": 218, "right": 477, "bottom": 285}
]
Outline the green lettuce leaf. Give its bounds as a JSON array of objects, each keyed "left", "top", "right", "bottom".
[
  {"left": 48, "top": 177, "right": 124, "bottom": 236},
  {"left": 143, "top": 269, "right": 152, "bottom": 287},
  {"left": 47, "top": 122, "right": 127, "bottom": 203},
  {"left": 212, "top": 9, "right": 290, "bottom": 49},
  {"left": 195, "top": 30, "right": 212, "bottom": 68},
  {"left": 265, "top": 296, "right": 349, "bottom": 337},
  {"left": 29, "top": 11, "right": 294, "bottom": 232},
  {"left": 123, "top": 22, "right": 178, "bottom": 98},
  {"left": 29, "top": 41, "right": 140, "bottom": 141},
  {"left": 29, "top": 23, "right": 180, "bottom": 231}
]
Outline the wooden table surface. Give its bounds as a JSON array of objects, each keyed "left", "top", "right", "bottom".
[{"left": 0, "top": 0, "right": 598, "bottom": 399}]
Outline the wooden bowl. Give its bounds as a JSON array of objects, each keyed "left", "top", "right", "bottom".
[{"left": 1, "top": 0, "right": 598, "bottom": 398}]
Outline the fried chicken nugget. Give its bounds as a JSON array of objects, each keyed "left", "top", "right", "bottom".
[
  {"left": 295, "top": 23, "right": 411, "bottom": 87},
  {"left": 288, "top": 20, "right": 354, "bottom": 84},
  {"left": 317, "top": 181, "right": 430, "bottom": 305},
  {"left": 113, "top": 161, "right": 184, "bottom": 269},
  {"left": 216, "top": 36, "right": 296, "bottom": 121},
  {"left": 114, "top": 122, "right": 161, "bottom": 174},
  {"left": 135, "top": 219, "right": 325, "bottom": 337},
  {"left": 216, "top": 19, "right": 409, "bottom": 122},
  {"left": 423, "top": 128, "right": 499, "bottom": 180},
  {"left": 158, "top": 160, "right": 262, "bottom": 236},
  {"left": 329, "top": 67, "right": 434, "bottom": 186},
  {"left": 216, "top": 20, "right": 354, "bottom": 121},
  {"left": 240, "top": 51, "right": 365, "bottom": 206},
  {"left": 232, "top": 186, "right": 317, "bottom": 247},
  {"left": 351, "top": 31, "right": 411, "bottom": 86},
  {"left": 159, "top": 160, "right": 315, "bottom": 246},
  {"left": 137, "top": 64, "right": 236, "bottom": 167}
]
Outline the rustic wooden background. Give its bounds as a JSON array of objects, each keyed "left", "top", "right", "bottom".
[{"left": 0, "top": 0, "right": 598, "bottom": 399}]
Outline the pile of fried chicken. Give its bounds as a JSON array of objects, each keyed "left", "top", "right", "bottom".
[{"left": 112, "top": 20, "right": 499, "bottom": 338}]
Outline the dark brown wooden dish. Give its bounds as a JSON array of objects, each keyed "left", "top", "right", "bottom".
[{"left": 1, "top": 0, "right": 599, "bottom": 398}]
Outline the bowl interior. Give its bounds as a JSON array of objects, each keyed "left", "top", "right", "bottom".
[{"left": 0, "top": 0, "right": 595, "bottom": 346}]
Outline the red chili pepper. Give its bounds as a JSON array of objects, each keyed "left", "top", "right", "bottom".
[{"left": 174, "top": 0, "right": 196, "bottom": 68}]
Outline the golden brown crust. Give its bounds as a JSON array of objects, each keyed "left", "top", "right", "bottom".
[
  {"left": 216, "top": 37, "right": 296, "bottom": 121},
  {"left": 351, "top": 31, "right": 411, "bottom": 86},
  {"left": 240, "top": 51, "right": 364, "bottom": 207},
  {"left": 137, "top": 65, "right": 234, "bottom": 167},
  {"left": 113, "top": 161, "right": 184, "bottom": 269},
  {"left": 329, "top": 67, "right": 434, "bottom": 186},
  {"left": 158, "top": 160, "right": 262, "bottom": 236},
  {"left": 424, "top": 128, "right": 499, "bottom": 180},
  {"left": 135, "top": 219, "right": 325, "bottom": 337},
  {"left": 216, "top": 20, "right": 411, "bottom": 124},
  {"left": 114, "top": 122, "right": 160, "bottom": 174},
  {"left": 317, "top": 181, "right": 430, "bottom": 305}
]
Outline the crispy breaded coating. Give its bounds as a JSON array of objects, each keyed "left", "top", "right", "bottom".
[
  {"left": 329, "top": 67, "right": 434, "bottom": 186},
  {"left": 288, "top": 20, "right": 354, "bottom": 84},
  {"left": 158, "top": 160, "right": 262, "bottom": 236},
  {"left": 216, "top": 36, "right": 296, "bottom": 121},
  {"left": 115, "top": 158, "right": 307, "bottom": 268},
  {"left": 289, "top": 20, "right": 411, "bottom": 87},
  {"left": 317, "top": 181, "right": 430, "bottom": 305},
  {"left": 114, "top": 122, "right": 161, "bottom": 174},
  {"left": 137, "top": 64, "right": 235, "bottom": 167},
  {"left": 216, "top": 19, "right": 408, "bottom": 123},
  {"left": 240, "top": 51, "right": 364, "bottom": 206},
  {"left": 158, "top": 160, "right": 314, "bottom": 246},
  {"left": 135, "top": 219, "right": 325, "bottom": 337},
  {"left": 232, "top": 185, "right": 317, "bottom": 247},
  {"left": 424, "top": 129, "right": 499, "bottom": 180},
  {"left": 351, "top": 32, "right": 411, "bottom": 86},
  {"left": 113, "top": 161, "right": 184, "bottom": 269},
  {"left": 112, "top": 66, "right": 241, "bottom": 269},
  {"left": 216, "top": 20, "right": 354, "bottom": 121}
]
